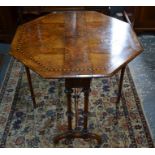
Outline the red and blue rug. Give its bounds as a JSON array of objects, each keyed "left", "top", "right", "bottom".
[{"left": 0, "top": 58, "right": 154, "bottom": 147}]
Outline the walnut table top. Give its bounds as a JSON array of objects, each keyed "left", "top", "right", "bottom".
[{"left": 10, "top": 11, "right": 143, "bottom": 79}]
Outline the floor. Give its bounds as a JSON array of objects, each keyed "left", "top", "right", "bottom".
[
  {"left": 0, "top": 34, "right": 155, "bottom": 143},
  {"left": 129, "top": 34, "right": 155, "bottom": 142},
  {"left": 0, "top": 43, "right": 11, "bottom": 88}
]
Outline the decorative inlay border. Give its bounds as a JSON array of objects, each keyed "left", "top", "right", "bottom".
[{"left": 15, "top": 26, "right": 110, "bottom": 73}]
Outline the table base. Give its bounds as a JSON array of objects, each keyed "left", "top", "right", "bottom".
[
  {"left": 53, "top": 78, "right": 102, "bottom": 145},
  {"left": 24, "top": 66, "right": 126, "bottom": 146},
  {"left": 53, "top": 130, "right": 102, "bottom": 146}
]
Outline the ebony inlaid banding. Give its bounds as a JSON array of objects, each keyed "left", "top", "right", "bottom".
[{"left": 10, "top": 11, "right": 143, "bottom": 79}]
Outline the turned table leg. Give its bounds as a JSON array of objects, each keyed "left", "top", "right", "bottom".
[
  {"left": 25, "top": 66, "right": 37, "bottom": 108},
  {"left": 116, "top": 66, "right": 126, "bottom": 120},
  {"left": 83, "top": 88, "right": 90, "bottom": 132},
  {"left": 53, "top": 78, "right": 102, "bottom": 146},
  {"left": 65, "top": 88, "right": 73, "bottom": 132}
]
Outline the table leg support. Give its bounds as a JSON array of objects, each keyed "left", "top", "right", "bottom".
[
  {"left": 25, "top": 66, "right": 37, "bottom": 108},
  {"left": 116, "top": 66, "right": 126, "bottom": 120},
  {"left": 83, "top": 88, "right": 90, "bottom": 132},
  {"left": 66, "top": 88, "right": 73, "bottom": 131},
  {"left": 53, "top": 78, "right": 102, "bottom": 146}
]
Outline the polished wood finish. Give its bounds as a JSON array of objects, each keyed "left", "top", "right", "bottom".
[
  {"left": 10, "top": 11, "right": 143, "bottom": 145},
  {"left": 125, "top": 6, "right": 155, "bottom": 32},
  {"left": 10, "top": 11, "right": 143, "bottom": 79},
  {"left": 123, "top": 11, "right": 133, "bottom": 27},
  {"left": 53, "top": 78, "right": 102, "bottom": 145}
]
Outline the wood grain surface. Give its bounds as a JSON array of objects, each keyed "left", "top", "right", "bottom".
[{"left": 10, "top": 11, "right": 143, "bottom": 79}]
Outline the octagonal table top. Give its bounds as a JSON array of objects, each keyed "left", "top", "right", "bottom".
[{"left": 10, "top": 11, "right": 143, "bottom": 79}]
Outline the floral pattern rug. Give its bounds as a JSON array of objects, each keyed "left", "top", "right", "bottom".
[{"left": 0, "top": 59, "right": 154, "bottom": 148}]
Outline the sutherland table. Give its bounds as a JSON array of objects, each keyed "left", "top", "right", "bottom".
[{"left": 10, "top": 11, "right": 143, "bottom": 145}]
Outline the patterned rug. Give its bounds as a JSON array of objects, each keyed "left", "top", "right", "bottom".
[{"left": 0, "top": 58, "right": 154, "bottom": 148}]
